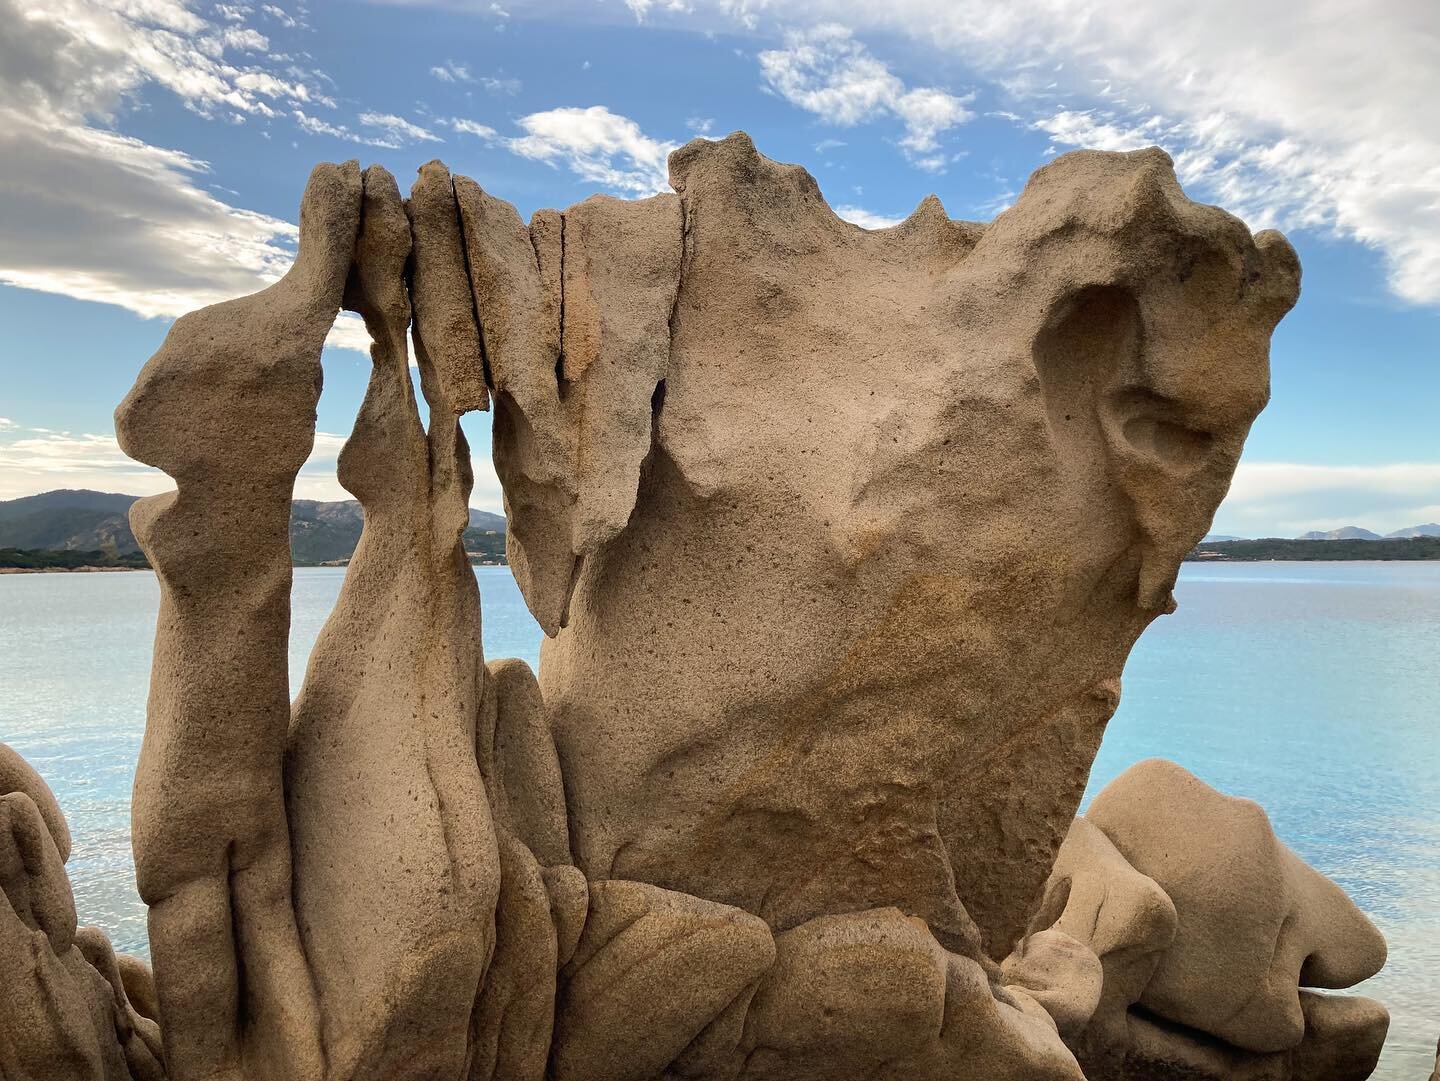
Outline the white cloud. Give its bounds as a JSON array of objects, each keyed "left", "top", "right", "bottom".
[
  {"left": 0, "top": 111, "right": 298, "bottom": 318},
  {"left": 590, "top": 0, "right": 1440, "bottom": 306},
  {"left": 721, "top": 1, "right": 1440, "bottom": 306},
  {"left": 758, "top": 24, "right": 973, "bottom": 172},
  {"left": 0, "top": 0, "right": 377, "bottom": 352},
  {"left": 293, "top": 107, "right": 392, "bottom": 146},
  {"left": 449, "top": 117, "right": 499, "bottom": 140},
  {"left": 506, "top": 106, "right": 676, "bottom": 195},
  {"left": 834, "top": 204, "right": 903, "bottom": 229},
  {"left": 431, "top": 59, "right": 472, "bottom": 83},
  {"left": 625, "top": 0, "right": 690, "bottom": 21},
  {"left": 259, "top": 3, "right": 299, "bottom": 29},
  {"left": 358, "top": 111, "right": 442, "bottom": 144},
  {"left": 1214, "top": 462, "right": 1440, "bottom": 537},
  {"left": 0, "top": 427, "right": 168, "bottom": 499}
]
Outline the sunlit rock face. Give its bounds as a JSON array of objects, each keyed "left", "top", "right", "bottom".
[
  {"left": 533, "top": 134, "right": 1300, "bottom": 959},
  {"left": 1008, "top": 761, "right": 1389, "bottom": 1081},
  {"left": 1, "top": 133, "right": 1383, "bottom": 1081},
  {"left": 1, "top": 744, "right": 164, "bottom": 1081}
]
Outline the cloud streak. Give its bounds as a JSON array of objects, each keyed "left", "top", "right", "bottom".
[
  {"left": 758, "top": 25, "right": 972, "bottom": 172},
  {"left": 0, "top": 0, "right": 375, "bottom": 351},
  {"left": 1215, "top": 461, "right": 1440, "bottom": 537},
  {"left": 451, "top": 105, "right": 677, "bottom": 195},
  {"left": 626, "top": 0, "right": 1440, "bottom": 307}
]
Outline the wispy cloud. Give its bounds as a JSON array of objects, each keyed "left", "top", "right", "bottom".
[
  {"left": 0, "top": 0, "right": 368, "bottom": 352},
  {"left": 431, "top": 59, "right": 472, "bottom": 83},
  {"left": 624, "top": 0, "right": 690, "bottom": 21},
  {"left": 834, "top": 204, "right": 903, "bottom": 229},
  {"left": 358, "top": 111, "right": 442, "bottom": 144},
  {"left": 1215, "top": 462, "right": 1440, "bottom": 537},
  {"left": 429, "top": 60, "right": 520, "bottom": 94},
  {"left": 449, "top": 117, "right": 499, "bottom": 140},
  {"left": 453, "top": 105, "right": 677, "bottom": 195},
  {"left": 874, "top": 4, "right": 1438, "bottom": 303},
  {"left": 606, "top": 0, "right": 1440, "bottom": 307},
  {"left": 758, "top": 24, "right": 973, "bottom": 172}
]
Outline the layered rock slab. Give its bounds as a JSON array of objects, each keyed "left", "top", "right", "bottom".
[{"left": 285, "top": 163, "right": 498, "bottom": 1081}]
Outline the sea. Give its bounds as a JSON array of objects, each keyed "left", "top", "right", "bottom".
[{"left": 2, "top": 562, "right": 1436, "bottom": 1077}]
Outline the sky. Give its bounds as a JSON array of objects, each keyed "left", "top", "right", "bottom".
[{"left": 0, "top": 0, "right": 1436, "bottom": 538}]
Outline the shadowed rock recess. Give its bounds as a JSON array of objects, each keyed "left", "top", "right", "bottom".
[{"left": 0, "top": 135, "right": 1392, "bottom": 1080}]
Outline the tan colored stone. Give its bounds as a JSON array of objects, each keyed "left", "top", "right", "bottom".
[
  {"left": 0, "top": 742, "right": 71, "bottom": 862},
  {"left": 1001, "top": 928, "right": 1104, "bottom": 1038},
  {"left": 481, "top": 658, "right": 572, "bottom": 868},
  {"left": 407, "top": 159, "right": 488, "bottom": 413},
  {"left": 1118, "top": 989, "right": 1387, "bottom": 1081},
  {"left": 540, "top": 134, "right": 1299, "bottom": 964},
  {"left": 541, "top": 863, "right": 588, "bottom": 967},
  {"left": 1017, "top": 814, "right": 1177, "bottom": 1056},
  {"left": 468, "top": 830, "right": 558, "bottom": 1081},
  {"left": 115, "top": 160, "right": 360, "bottom": 1081},
  {"left": 453, "top": 179, "right": 682, "bottom": 634},
  {"left": 75, "top": 927, "right": 167, "bottom": 1081},
  {"left": 286, "top": 163, "right": 498, "bottom": 1080},
  {"left": 1087, "top": 759, "right": 1386, "bottom": 1053},
  {"left": 1, "top": 745, "right": 166, "bottom": 1081},
  {"left": 1011, "top": 764, "right": 1388, "bottom": 1080},
  {"left": 741, "top": 907, "right": 1084, "bottom": 1081},
  {"left": 116, "top": 954, "right": 160, "bottom": 1025},
  {"left": 90, "top": 134, "right": 1340, "bottom": 1081},
  {"left": 551, "top": 879, "right": 776, "bottom": 1081}
]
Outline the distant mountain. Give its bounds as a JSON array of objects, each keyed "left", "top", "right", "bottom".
[
  {"left": 1202, "top": 533, "right": 1246, "bottom": 542},
  {"left": 1296, "top": 526, "right": 1383, "bottom": 541},
  {"left": 1386, "top": 522, "right": 1440, "bottom": 539},
  {"left": 468, "top": 508, "right": 506, "bottom": 531},
  {"left": 0, "top": 490, "right": 140, "bottom": 554},
  {"left": 0, "top": 490, "right": 506, "bottom": 566}
]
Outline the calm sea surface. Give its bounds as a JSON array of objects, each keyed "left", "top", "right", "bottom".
[{"left": 2, "top": 562, "right": 1436, "bottom": 1077}]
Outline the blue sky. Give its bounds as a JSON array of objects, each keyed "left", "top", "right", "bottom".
[{"left": 0, "top": 0, "right": 1436, "bottom": 537}]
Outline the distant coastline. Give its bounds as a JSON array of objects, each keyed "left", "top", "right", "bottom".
[
  {"left": 5, "top": 490, "right": 1440, "bottom": 570},
  {"left": 0, "top": 548, "right": 508, "bottom": 572},
  {"left": 1185, "top": 537, "right": 1440, "bottom": 562}
]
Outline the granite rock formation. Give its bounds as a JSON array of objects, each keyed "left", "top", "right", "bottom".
[
  {"left": 0, "top": 134, "right": 1394, "bottom": 1080},
  {"left": 1, "top": 744, "right": 164, "bottom": 1080},
  {"left": 1008, "top": 760, "right": 1388, "bottom": 1080}
]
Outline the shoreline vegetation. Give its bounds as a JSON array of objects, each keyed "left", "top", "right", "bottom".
[
  {"left": 1, "top": 543, "right": 508, "bottom": 572},
  {"left": 0, "top": 490, "right": 508, "bottom": 571},
  {"left": 6, "top": 535, "right": 1440, "bottom": 572},
  {"left": 4, "top": 491, "right": 1439, "bottom": 571},
  {"left": 1186, "top": 537, "right": 1440, "bottom": 562}
]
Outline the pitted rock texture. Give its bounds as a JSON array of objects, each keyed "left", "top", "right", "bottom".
[
  {"left": 1010, "top": 761, "right": 1389, "bottom": 1081},
  {"left": 1, "top": 744, "right": 164, "bottom": 1080},
  {"left": 535, "top": 133, "right": 1300, "bottom": 961},
  {"left": 63, "top": 133, "right": 1385, "bottom": 1081}
]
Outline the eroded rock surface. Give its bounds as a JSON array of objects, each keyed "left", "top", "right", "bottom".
[
  {"left": 0, "top": 744, "right": 164, "bottom": 1080},
  {"left": 1009, "top": 761, "right": 1389, "bottom": 1081},
  {"left": 536, "top": 134, "right": 1300, "bottom": 962},
  {"left": 23, "top": 132, "right": 1387, "bottom": 1081}
]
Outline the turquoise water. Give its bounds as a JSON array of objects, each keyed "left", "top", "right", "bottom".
[{"left": 1, "top": 563, "right": 1436, "bottom": 1077}]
